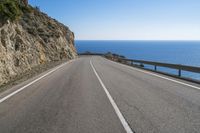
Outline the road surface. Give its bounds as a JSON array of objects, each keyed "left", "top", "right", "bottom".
[{"left": 0, "top": 56, "right": 200, "bottom": 133}]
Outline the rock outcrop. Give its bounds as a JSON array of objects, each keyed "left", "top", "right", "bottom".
[
  {"left": 0, "top": 1, "right": 77, "bottom": 86},
  {"left": 18, "top": 0, "right": 28, "bottom": 6}
]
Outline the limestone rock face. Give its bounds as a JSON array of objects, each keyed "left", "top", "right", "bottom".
[
  {"left": 18, "top": 0, "right": 28, "bottom": 6},
  {"left": 0, "top": 7, "right": 77, "bottom": 86}
]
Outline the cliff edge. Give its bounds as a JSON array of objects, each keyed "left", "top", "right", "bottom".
[{"left": 0, "top": 0, "right": 77, "bottom": 86}]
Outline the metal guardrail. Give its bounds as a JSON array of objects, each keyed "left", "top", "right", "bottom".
[
  {"left": 122, "top": 59, "right": 200, "bottom": 77},
  {"left": 78, "top": 53, "right": 200, "bottom": 78},
  {"left": 78, "top": 53, "right": 104, "bottom": 56}
]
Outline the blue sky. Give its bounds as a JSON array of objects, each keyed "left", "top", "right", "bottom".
[{"left": 29, "top": 0, "right": 200, "bottom": 40}]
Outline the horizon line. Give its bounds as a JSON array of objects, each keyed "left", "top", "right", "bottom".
[{"left": 75, "top": 39, "right": 200, "bottom": 41}]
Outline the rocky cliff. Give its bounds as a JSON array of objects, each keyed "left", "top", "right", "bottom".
[{"left": 0, "top": 0, "right": 77, "bottom": 86}]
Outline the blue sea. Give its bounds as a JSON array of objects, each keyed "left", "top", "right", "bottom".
[{"left": 75, "top": 40, "right": 200, "bottom": 80}]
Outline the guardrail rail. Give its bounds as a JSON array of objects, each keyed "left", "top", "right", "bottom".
[
  {"left": 78, "top": 53, "right": 200, "bottom": 81},
  {"left": 121, "top": 58, "right": 200, "bottom": 78}
]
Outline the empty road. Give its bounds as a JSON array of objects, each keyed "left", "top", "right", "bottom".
[{"left": 0, "top": 56, "right": 200, "bottom": 133}]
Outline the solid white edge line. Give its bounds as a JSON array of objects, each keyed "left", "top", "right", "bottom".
[
  {"left": 90, "top": 60, "right": 134, "bottom": 133},
  {"left": 0, "top": 60, "right": 73, "bottom": 104},
  {"left": 107, "top": 58, "right": 200, "bottom": 90}
]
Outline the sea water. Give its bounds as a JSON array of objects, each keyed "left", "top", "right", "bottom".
[{"left": 75, "top": 40, "right": 200, "bottom": 80}]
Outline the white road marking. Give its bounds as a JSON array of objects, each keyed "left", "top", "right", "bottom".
[
  {"left": 0, "top": 60, "right": 74, "bottom": 104},
  {"left": 90, "top": 60, "right": 134, "bottom": 133},
  {"left": 108, "top": 58, "right": 200, "bottom": 90}
]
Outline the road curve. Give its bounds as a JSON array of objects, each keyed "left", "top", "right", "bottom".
[{"left": 0, "top": 56, "right": 200, "bottom": 133}]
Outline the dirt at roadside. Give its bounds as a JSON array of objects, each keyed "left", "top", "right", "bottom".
[{"left": 0, "top": 59, "right": 71, "bottom": 93}]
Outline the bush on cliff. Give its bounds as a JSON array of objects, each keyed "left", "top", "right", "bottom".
[
  {"left": 0, "top": 0, "right": 22, "bottom": 21},
  {"left": 0, "top": 0, "right": 31, "bottom": 22}
]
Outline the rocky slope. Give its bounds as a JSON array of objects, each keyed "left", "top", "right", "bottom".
[{"left": 0, "top": 0, "right": 77, "bottom": 86}]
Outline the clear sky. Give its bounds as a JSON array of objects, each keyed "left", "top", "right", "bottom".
[{"left": 29, "top": 0, "right": 200, "bottom": 40}]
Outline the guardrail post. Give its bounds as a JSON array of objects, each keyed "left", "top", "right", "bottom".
[
  {"left": 154, "top": 65, "right": 157, "bottom": 71},
  {"left": 140, "top": 63, "right": 144, "bottom": 67},
  {"left": 178, "top": 69, "right": 181, "bottom": 77}
]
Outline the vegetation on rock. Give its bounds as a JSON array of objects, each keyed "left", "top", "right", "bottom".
[
  {"left": 0, "top": 0, "right": 21, "bottom": 21},
  {"left": 0, "top": 0, "right": 30, "bottom": 22}
]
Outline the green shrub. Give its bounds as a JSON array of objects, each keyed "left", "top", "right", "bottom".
[{"left": 0, "top": 0, "right": 22, "bottom": 21}]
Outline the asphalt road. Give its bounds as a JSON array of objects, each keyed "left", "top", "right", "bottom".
[{"left": 0, "top": 56, "right": 200, "bottom": 133}]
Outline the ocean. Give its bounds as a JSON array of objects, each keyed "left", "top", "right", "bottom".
[{"left": 75, "top": 40, "right": 200, "bottom": 80}]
